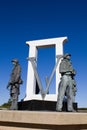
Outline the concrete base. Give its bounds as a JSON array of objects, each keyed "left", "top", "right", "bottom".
[
  {"left": 0, "top": 110, "right": 87, "bottom": 130},
  {"left": 18, "top": 100, "right": 78, "bottom": 111}
]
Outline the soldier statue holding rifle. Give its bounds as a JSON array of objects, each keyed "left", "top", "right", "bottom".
[
  {"left": 7, "top": 59, "right": 23, "bottom": 110},
  {"left": 56, "top": 53, "right": 77, "bottom": 112}
]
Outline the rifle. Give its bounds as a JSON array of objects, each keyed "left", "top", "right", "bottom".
[{"left": 7, "top": 82, "right": 14, "bottom": 89}]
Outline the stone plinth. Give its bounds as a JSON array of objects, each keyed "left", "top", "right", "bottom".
[
  {"left": 0, "top": 110, "right": 87, "bottom": 130},
  {"left": 18, "top": 100, "right": 77, "bottom": 111}
]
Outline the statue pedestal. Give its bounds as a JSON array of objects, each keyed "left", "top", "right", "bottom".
[{"left": 18, "top": 100, "right": 78, "bottom": 111}]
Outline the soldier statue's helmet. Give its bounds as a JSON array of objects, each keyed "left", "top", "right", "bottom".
[
  {"left": 11, "top": 59, "right": 19, "bottom": 64},
  {"left": 63, "top": 53, "right": 71, "bottom": 58}
]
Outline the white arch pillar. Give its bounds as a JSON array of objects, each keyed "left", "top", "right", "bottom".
[{"left": 24, "top": 37, "right": 67, "bottom": 101}]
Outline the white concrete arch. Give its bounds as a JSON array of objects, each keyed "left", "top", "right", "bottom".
[{"left": 24, "top": 37, "right": 67, "bottom": 101}]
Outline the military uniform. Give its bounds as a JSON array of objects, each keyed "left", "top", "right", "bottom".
[
  {"left": 56, "top": 54, "right": 76, "bottom": 112},
  {"left": 7, "top": 59, "right": 23, "bottom": 110}
]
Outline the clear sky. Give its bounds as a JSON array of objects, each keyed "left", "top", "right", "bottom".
[{"left": 0, "top": 0, "right": 87, "bottom": 107}]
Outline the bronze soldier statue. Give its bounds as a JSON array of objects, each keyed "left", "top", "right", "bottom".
[
  {"left": 56, "top": 53, "right": 76, "bottom": 112},
  {"left": 7, "top": 59, "right": 23, "bottom": 110}
]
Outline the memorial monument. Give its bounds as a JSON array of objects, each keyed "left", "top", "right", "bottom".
[
  {"left": 7, "top": 59, "right": 23, "bottom": 110},
  {"left": 56, "top": 53, "right": 77, "bottom": 112},
  {"left": 18, "top": 36, "right": 77, "bottom": 111}
]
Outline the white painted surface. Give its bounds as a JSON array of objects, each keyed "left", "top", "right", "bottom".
[{"left": 24, "top": 37, "right": 67, "bottom": 101}]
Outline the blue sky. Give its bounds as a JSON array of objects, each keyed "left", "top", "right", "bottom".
[{"left": 0, "top": 0, "right": 87, "bottom": 107}]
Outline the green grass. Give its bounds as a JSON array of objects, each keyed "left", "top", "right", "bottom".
[
  {"left": 78, "top": 108, "right": 87, "bottom": 110},
  {"left": 0, "top": 101, "right": 11, "bottom": 109}
]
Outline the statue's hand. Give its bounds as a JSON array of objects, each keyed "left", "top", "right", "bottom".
[{"left": 72, "top": 69, "right": 76, "bottom": 75}]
